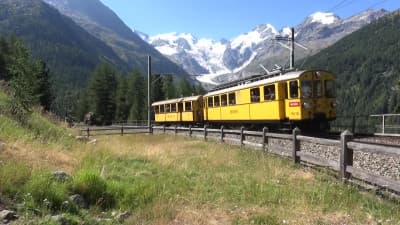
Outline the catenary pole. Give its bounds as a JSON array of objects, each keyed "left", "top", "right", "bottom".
[
  {"left": 148, "top": 55, "right": 151, "bottom": 132},
  {"left": 290, "top": 27, "right": 294, "bottom": 70}
]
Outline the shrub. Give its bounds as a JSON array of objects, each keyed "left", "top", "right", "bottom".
[
  {"left": 24, "top": 173, "right": 68, "bottom": 211},
  {"left": 0, "top": 162, "right": 31, "bottom": 196},
  {"left": 69, "top": 170, "right": 115, "bottom": 209}
]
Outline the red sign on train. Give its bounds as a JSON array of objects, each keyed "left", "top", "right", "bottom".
[{"left": 289, "top": 102, "right": 300, "bottom": 107}]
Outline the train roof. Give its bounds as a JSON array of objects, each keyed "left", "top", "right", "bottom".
[
  {"left": 151, "top": 95, "right": 202, "bottom": 106},
  {"left": 204, "top": 70, "right": 333, "bottom": 97}
]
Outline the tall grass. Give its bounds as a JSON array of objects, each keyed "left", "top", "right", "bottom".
[{"left": 1, "top": 120, "right": 400, "bottom": 225}]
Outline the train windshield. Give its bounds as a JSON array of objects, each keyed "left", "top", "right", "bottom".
[
  {"left": 301, "top": 80, "right": 312, "bottom": 98},
  {"left": 325, "top": 80, "right": 336, "bottom": 98},
  {"left": 314, "top": 80, "right": 322, "bottom": 98}
]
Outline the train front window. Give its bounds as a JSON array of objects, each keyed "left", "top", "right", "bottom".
[
  {"left": 325, "top": 80, "right": 336, "bottom": 98},
  {"left": 185, "top": 102, "right": 192, "bottom": 111},
  {"left": 214, "top": 96, "right": 220, "bottom": 106},
  {"left": 264, "top": 85, "right": 275, "bottom": 101},
  {"left": 221, "top": 94, "right": 227, "bottom": 106},
  {"left": 229, "top": 93, "right": 236, "bottom": 105},
  {"left": 154, "top": 106, "right": 159, "bottom": 114},
  {"left": 208, "top": 97, "right": 213, "bottom": 107},
  {"left": 301, "top": 80, "right": 312, "bottom": 98},
  {"left": 289, "top": 81, "right": 299, "bottom": 98},
  {"left": 314, "top": 80, "right": 322, "bottom": 98},
  {"left": 250, "top": 88, "right": 260, "bottom": 102}
]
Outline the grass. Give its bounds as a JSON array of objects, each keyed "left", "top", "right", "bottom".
[{"left": 1, "top": 120, "right": 400, "bottom": 224}]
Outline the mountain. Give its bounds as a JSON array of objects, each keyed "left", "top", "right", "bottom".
[
  {"left": 42, "top": 0, "right": 190, "bottom": 80},
  {"left": 0, "top": 0, "right": 129, "bottom": 85},
  {"left": 303, "top": 10, "right": 400, "bottom": 122},
  {"left": 141, "top": 9, "right": 388, "bottom": 85},
  {"left": 144, "top": 24, "right": 278, "bottom": 77}
]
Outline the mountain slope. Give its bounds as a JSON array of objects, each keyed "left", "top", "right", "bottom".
[
  {"left": 43, "top": 0, "right": 190, "bottom": 80},
  {"left": 303, "top": 10, "right": 400, "bottom": 118},
  {"left": 0, "top": 0, "right": 128, "bottom": 86}
]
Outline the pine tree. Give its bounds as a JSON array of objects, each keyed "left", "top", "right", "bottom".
[
  {"left": 162, "top": 74, "right": 176, "bottom": 99},
  {"left": 32, "top": 60, "right": 53, "bottom": 111},
  {"left": 127, "top": 70, "right": 145, "bottom": 121},
  {"left": 177, "top": 77, "right": 193, "bottom": 97},
  {"left": 87, "top": 64, "right": 118, "bottom": 125},
  {"left": 193, "top": 84, "right": 206, "bottom": 95},
  {"left": 115, "top": 74, "right": 130, "bottom": 122},
  {"left": 6, "top": 36, "right": 37, "bottom": 122},
  {"left": 75, "top": 89, "right": 90, "bottom": 122},
  {"left": 151, "top": 74, "right": 165, "bottom": 102},
  {"left": 0, "top": 36, "right": 8, "bottom": 80}
]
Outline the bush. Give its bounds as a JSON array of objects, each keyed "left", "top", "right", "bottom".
[
  {"left": 0, "top": 162, "right": 31, "bottom": 196},
  {"left": 24, "top": 173, "right": 68, "bottom": 211},
  {"left": 69, "top": 170, "right": 115, "bottom": 209}
]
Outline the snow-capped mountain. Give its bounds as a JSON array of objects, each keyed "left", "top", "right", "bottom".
[
  {"left": 143, "top": 23, "right": 279, "bottom": 81},
  {"left": 139, "top": 9, "right": 388, "bottom": 85}
]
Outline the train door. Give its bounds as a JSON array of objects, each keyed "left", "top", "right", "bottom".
[
  {"left": 178, "top": 102, "right": 183, "bottom": 122},
  {"left": 285, "top": 80, "right": 302, "bottom": 120}
]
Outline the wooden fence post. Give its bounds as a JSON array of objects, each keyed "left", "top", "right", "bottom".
[
  {"left": 292, "top": 127, "right": 300, "bottom": 163},
  {"left": 189, "top": 125, "right": 192, "bottom": 137},
  {"left": 163, "top": 125, "right": 166, "bottom": 133},
  {"left": 340, "top": 130, "right": 353, "bottom": 181},
  {"left": 174, "top": 125, "right": 178, "bottom": 135},
  {"left": 220, "top": 125, "right": 224, "bottom": 142},
  {"left": 86, "top": 127, "right": 90, "bottom": 138},
  {"left": 204, "top": 125, "right": 208, "bottom": 141},
  {"left": 262, "top": 127, "right": 268, "bottom": 152},
  {"left": 240, "top": 126, "right": 245, "bottom": 146},
  {"left": 121, "top": 124, "right": 124, "bottom": 136},
  {"left": 150, "top": 124, "right": 153, "bottom": 134}
]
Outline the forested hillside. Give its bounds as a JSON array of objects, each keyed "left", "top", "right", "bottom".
[
  {"left": 303, "top": 10, "right": 400, "bottom": 123},
  {"left": 0, "top": 0, "right": 129, "bottom": 86},
  {"left": 42, "top": 0, "right": 191, "bottom": 81}
]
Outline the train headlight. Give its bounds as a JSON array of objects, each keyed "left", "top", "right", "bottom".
[
  {"left": 331, "top": 102, "right": 337, "bottom": 108},
  {"left": 303, "top": 102, "right": 312, "bottom": 109}
]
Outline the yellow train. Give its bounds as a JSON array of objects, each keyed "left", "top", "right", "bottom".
[{"left": 152, "top": 70, "right": 336, "bottom": 130}]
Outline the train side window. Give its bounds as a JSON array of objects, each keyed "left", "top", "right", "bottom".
[
  {"left": 208, "top": 97, "right": 213, "bottom": 107},
  {"left": 229, "top": 93, "right": 236, "bottom": 105},
  {"left": 160, "top": 105, "right": 164, "bottom": 113},
  {"left": 314, "top": 80, "right": 322, "bottom": 97},
  {"left": 284, "top": 83, "right": 288, "bottom": 99},
  {"left": 185, "top": 102, "right": 192, "bottom": 111},
  {"left": 214, "top": 96, "right": 220, "bottom": 107},
  {"left": 301, "top": 80, "right": 312, "bottom": 98},
  {"left": 154, "top": 106, "right": 159, "bottom": 114},
  {"left": 221, "top": 94, "right": 227, "bottom": 106},
  {"left": 325, "top": 80, "right": 336, "bottom": 98},
  {"left": 289, "top": 81, "right": 299, "bottom": 98},
  {"left": 263, "top": 85, "right": 275, "bottom": 101},
  {"left": 171, "top": 103, "right": 177, "bottom": 112},
  {"left": 250, "top": 87, "right": 260, "bottom": 102},
  {"left": 178, "top": 103, "right": 183, "bottom": 112}
]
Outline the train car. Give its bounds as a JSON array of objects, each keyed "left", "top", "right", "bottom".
[
  {"left": 203, "top": 70, "right": 336, "bottom": 130},
  {"left": 152, "top": 95, "right": 203, "bottom": 125}
]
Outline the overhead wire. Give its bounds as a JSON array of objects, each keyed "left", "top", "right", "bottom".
[
  {"left": 328, "top": 0, "right": 353, "bottom": 12},
  {"left": 366, "top": 0, "right": 388, "bottom": 9}
]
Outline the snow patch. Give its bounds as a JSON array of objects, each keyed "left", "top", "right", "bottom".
[
  {"left": 231, "top": 30, "right": 265, "bottom": 50},
  {"left": 310, "top": 12, "right": 338, "bottom": 25},
  {"left": 154, "top": 45, "right": 178, "bottom": 56}
]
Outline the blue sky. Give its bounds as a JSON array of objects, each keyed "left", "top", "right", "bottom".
[{"left": 100, "top": 0, "right": 399, "bottom": 40}]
